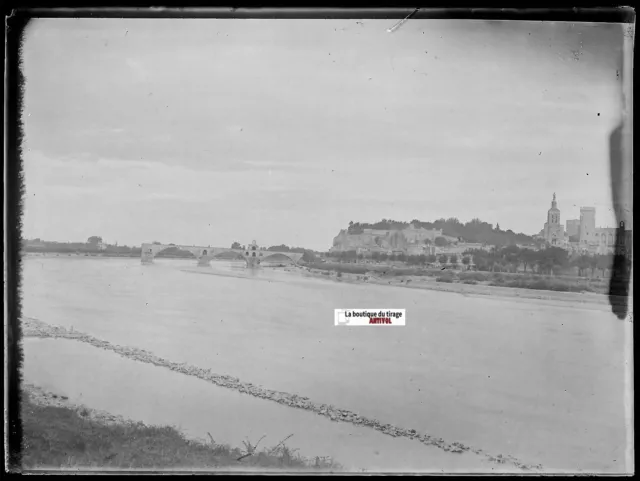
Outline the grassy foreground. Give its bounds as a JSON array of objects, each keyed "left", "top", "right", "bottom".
[{"left": 21, "top": 388, "right": 341, "bottom": 471}]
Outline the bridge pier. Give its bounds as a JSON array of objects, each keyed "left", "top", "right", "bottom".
[
  {"left": 141, "top": 248, "right": 155, "bottom": 264},
  {"left": 197, "top": 257, "right": 211, "bottom": 267},
  {"left": 245, "top": 256, "right": 260, "bottom": 268}
]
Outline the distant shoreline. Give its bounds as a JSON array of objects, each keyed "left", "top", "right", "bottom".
[
  {"left": 24, "top": 253, "right": 630, "bottom": 312},
  {"left": 23, "top": 252, "right": 225, "bottom": 259},
  {"left": 24, "top": 251, "right": 140, "bottom": 258},
  {"left": 291, "top": 266, "right": 627, "bottom": 311}
]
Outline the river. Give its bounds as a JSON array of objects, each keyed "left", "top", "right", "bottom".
[{"left": 21, "top": 256, "right": 633, "bottom": 472}]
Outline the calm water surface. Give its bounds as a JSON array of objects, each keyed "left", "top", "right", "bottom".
[
  {"left": 22, "top": 257, "right": 632, "bottom": 472},
  {"left": 24, "top": 337, "right": 513, "bottom": 473}
]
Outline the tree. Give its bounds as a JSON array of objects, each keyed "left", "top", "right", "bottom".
[
  {"left": 434, "top": 236, "right": 448, "bottom": 247},
  {"left": 301, "top": 251, "right": 319, "bottom": 263},
  {"left": 267, "top": 244, "right": 291, "bottom": 252},
  {"left": 572, "top": 254, "right": 591, "bottom": 277},
  {"left": 341, "top": 217, "right": 536, "bottom": 247},
  {"left": 231, "top": 241, "right": 242, "bottom": 249},
  {"left": 500, "top": 258, "right": 510, "bottom": 272},
  {"left": 449, "top": 254, "right": 458, "bottom": 265},
  {"left": 438, "top": 254, "right": 448, "bottom": 264},
  {"left": 588, "top": 255, "right": 598, "bottom": 278},
  {"left": 503, "top": 246, "right": 520, "bottom": 273},
  {"left": 475, "top": 257, "right": 491, "bottom": 272},
  {"left": 596, "top": 254, "right": 611, "bottom": 277},
  {"left": 519, "top": 248, "right": 535, "bottom": 272},
  {"left": 462, "top": 256, "right": 471, "bottom": 270},
  {"left": 87, "top": 236, "right": 102, "bottom": 244},
  {"left": 534, "top": 247, "right": 568, "bottom": 276}
]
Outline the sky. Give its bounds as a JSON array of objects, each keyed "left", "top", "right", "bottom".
[{"left": 21, "top": 18, "right": 625, "bottom": 251}]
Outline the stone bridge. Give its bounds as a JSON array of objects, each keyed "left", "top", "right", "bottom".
[{"left": 140, "top": 242, "right": 304, "bottom": 267}]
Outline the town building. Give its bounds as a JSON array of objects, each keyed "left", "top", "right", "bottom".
[
  {"left": 406, "top": 244, "right": 437, "bottom": 256},
  {"left": 402, "top": 223, "right": 443, "bottom": 244},
  {"left": 565, "top": 219, "right": 580, "bottom": 238},
  {"left": 540, "top": 194, "right": 630, "bottom": 255},
  {"left": 330, "top": 222, "right": 443, "bottom": 256}
]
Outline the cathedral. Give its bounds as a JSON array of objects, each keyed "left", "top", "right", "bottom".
[
  {"left": 540, "top": 193, "right": 624, "bottom": 255},
  {"left": 542, "top": 193, "right": 565, "bottom": 247}
]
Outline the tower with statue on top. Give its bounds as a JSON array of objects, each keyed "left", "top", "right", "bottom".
[{"left": 543, "top": 193, "right": 565, "bottom": 247}]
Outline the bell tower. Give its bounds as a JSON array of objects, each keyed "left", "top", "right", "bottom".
[
  {"left": 546, "top": 193, "right": 562, "bottom": 245},
  {"left": 547, "top": 193, "right": 560, "bottom": 225}
]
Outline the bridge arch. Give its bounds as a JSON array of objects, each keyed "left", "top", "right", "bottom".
[
  {"left": 209, "top": 251, "right": 245, "bottom": 260},
  {"left": 141, "top": 243, "right": 303, "bottom": 266},
  {"left": 196, "top": 250, "right": 246, "bottom": 267},
  {"left": 154, "top": 245, "right": 199, "bottom": 258},
  {"left": 259, "top": 252, "right": 301, "bottom": 265}
]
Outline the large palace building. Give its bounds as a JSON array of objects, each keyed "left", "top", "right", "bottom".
[{"left": 539, "top": 193, "right": 626, "bottom": 255}]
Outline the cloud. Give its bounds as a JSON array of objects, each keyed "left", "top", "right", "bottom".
[
  {"left": 23, "top": 150, "right": 310, "bottom": 207},
  {"left": 20, "top": 19, "right": 623, "bottom": 248}
]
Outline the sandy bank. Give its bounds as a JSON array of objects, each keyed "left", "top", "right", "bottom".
[
  {"left": 24, "top": 383, "right": 139, "bottom": 427},
  {"left": 22, "top": 318, "right": 539, "bottom": 472},
  {"left": 292, "top": 266, "right": 629, "bottom": 313}
]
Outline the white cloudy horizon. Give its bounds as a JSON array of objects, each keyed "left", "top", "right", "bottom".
[{"left": 22, "top": 18, "right": 624, "bottom": 251}]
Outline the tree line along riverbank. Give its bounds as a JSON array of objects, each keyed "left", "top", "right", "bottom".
[
  {"left": 302, "top": 262, "right": 626, "bottom": 296},
  {"left": 319, "top": 244, "right": 632, "bottom": 296},
  {"left": 327, "top": 245, "right": 630, "bottom": 278}
]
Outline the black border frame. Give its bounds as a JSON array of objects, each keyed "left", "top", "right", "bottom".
[{"left": 4, "top": 5, "right": 635, "bottom": 475}]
